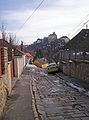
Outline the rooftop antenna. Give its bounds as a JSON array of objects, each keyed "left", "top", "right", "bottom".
[
  {"left": 86, "top": 24, "right": 88, "bottom": 29},
  {"left": 84, "top": 20, "right": 89, "bottom": 29}
]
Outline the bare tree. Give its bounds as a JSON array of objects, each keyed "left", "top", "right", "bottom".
[
  {"left": 1, "top": 25, "right": 6, "bottom": 40},
  {"left": 9, "top": 33, "right": 19, "bottom": 46}
]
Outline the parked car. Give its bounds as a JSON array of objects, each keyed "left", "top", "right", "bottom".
[{"left": 47, "top": 63, "right": 59, "bottom": 73}]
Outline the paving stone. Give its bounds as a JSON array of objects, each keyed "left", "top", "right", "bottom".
[
  {"left": 81, "top": 117, "right": 89, "bottom": 120},
  {"left": 30, "top": 66, "right": 89, "bottom": 120}
]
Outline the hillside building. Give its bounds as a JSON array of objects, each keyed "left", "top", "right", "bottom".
[{"left": 48, "top": 32, "right": 57, "bottom": 42}]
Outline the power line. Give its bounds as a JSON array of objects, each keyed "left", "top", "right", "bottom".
[
  {"left": 69, "top": 14, "right": 89, "bottom": 38},
  {"left": 16, "top": 0, "right": 45, "bottom": 34},
  {"left": 70, "top": 20, "right": 89, "bottom": 38}
]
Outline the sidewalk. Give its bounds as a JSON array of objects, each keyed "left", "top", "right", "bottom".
[{"left": 2, "top": 68, "right": 34, "bottom": 120}]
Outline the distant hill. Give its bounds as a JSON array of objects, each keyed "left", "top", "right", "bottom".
[
  {"left": 65, "top": 29, "right": 89, "bottom": 51},
  {"left": 26, "top": 36, "right": 69, "bottom": 51},
  {"left": 25, "top": 35, "right": 69, "bottom": 62}
]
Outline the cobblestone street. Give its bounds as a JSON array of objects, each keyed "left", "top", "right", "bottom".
[
  {"left": 29, "top": 66, "right": 89, "bottom": 120},
  {"left": 2, "top": 65, "right": 89, "bottom": 120}
]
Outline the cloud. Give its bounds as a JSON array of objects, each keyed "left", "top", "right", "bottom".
[{"left": 0, "top": 0, "right": 89, "bottom": 44}]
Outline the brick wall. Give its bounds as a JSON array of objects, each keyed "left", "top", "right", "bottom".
[
  {"left": 0, "top": 48, "right": 6, "bottom": 118},
  {"left": 2, "top": 47, "right": 9, "bottom": 88},
  {"left": 0, "top": 48, "right": 2, "bottom": 78},
  {"left": 0, "top": 47, "right": 8, "bottom": 118},
  {"left": 0, "top": 80, "right": 7, "bottom": 119}
]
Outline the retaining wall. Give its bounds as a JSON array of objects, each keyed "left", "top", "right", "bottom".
[{"left": 63, "top": 60, "right": 89, "bottom": 83}]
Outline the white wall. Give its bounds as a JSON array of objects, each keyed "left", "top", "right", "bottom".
[{"left": 14, "top": 56, "right": 25, "bottom": 78}]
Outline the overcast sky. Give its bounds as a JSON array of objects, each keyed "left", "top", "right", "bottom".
[{"left": 0, "top": 0, "right": 89, "bottom": 44}]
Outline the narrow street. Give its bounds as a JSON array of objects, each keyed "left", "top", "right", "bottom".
[
  {"left": 28, "top": 65, "right": 89, "bottom": 120},
  {"left": 1, "top": 1, "right": 89, "bottom": 119},
  {"left": 3, "top": 64, "right": 89, "bottom": 120}
]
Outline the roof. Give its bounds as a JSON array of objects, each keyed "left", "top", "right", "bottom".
[
  {"left": 0, "top": 39, "right": 14, "bottom": 49},
  {"left": 0, "top": 39, "right": 25, "bottom": 55},
  {"left": 65, "top": 29, "right": 89, "bottom": 51},
  {"left": 25, "top": 52, "right": 33, "bottom": 58}
]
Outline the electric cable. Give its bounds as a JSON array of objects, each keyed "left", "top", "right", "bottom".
[
  {"left": 69, "top": 14, "right": 89, "bottom": 38},
  {"left": 16, "top": 0, "right": 45, "bottom": 34},
  {"left": 70, "top": 20, "right": 89, "bottom": 38}
]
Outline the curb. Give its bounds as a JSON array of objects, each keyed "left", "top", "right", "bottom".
[{"left": 30, "top": 78, "right": 39, "bottom": 120}]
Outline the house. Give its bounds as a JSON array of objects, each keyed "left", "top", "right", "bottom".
[
  {"left": 14, "top": 47, "right": 27, "bottom": 78},
  {"left": 65, "top": 29, "right": 89, "bottom": 51},
  {"left": 25, "top": 52, "right": 33, "bottom": 63}
]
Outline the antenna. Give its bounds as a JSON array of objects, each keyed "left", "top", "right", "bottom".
[
  {"left": 86, "top": 24, "right": 88, "bottom": 29},
  {"left": 83, "top": 20, "right": 89, "bottom": 29}
]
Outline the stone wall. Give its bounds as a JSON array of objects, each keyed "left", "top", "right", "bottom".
[{"left": 63, "top": 60, "right": 89, "bottom": 83}]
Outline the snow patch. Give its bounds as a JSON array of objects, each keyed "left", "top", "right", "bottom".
[
  {"left": 54, "top": 80, "right": 59, "bottom": 83},
  {"left": 85, "top": 91, "right": 89, "bottom": 96},
  {"left": 50, "top": 88, "right": 59, "bottom": 93},
  {"left": 40, "top": 71, "right": 48, "bottom": 76},
  {"left": 67, "top": 83, "right": 86, "bottom": 92},
  {"left": 31, "top": 69, "right": 35, "bottom": 72},
  {"left": 32, "top": 76, "right": 36, "bottom": 81},
  {"left": 26, "top": 63, "right": 37, "bottom": 68}
]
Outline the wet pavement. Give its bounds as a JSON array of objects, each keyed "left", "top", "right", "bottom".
[
  {"left": 29, "top": 66, "right": 89, "bottom": 120},
  {"left": 2, "top": 64, "right": 89, "bottom": 120}
]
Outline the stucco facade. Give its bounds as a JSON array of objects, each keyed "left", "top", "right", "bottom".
[{"left": 14, "top": 55, "right": 25, "bottom": 78}]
